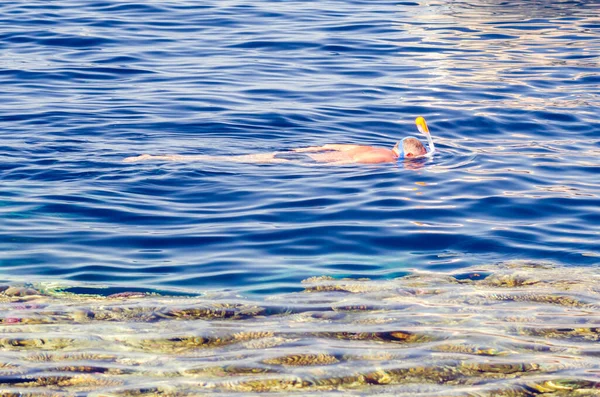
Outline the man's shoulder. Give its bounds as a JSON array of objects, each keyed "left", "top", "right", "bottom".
[{"left": 351, "top": 147, "right": 396, "bottom": 163}]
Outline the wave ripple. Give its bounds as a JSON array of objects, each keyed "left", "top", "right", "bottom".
[{"left": 0, "top": 0, "right": 599, "bottom": 293}]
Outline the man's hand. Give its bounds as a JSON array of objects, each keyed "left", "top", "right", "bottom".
[
  {"left": 123, "top": 154, "right": 186, "bottom": 162},
  {"left": 292, "top": 146, "right": 328, "bottom": 153},
  {"left": 123, "top": 154, "right": 154, "bottom": 163}
]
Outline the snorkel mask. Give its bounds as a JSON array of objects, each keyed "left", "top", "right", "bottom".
[{"left": 393, "top": 116, "right": 436, "bottom": 161}]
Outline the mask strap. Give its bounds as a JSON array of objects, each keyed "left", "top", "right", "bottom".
[{"left": 396, "top": 137, "right": 408, "bottom": 161}]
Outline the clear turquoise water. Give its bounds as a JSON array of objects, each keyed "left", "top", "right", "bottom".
[{"left": 0, "top": 0, "right": 599, "bottom": 295}]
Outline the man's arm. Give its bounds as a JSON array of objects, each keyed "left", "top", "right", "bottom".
[
  {"left": 123, "top": 154, "right": 201, "bottom": 163},
  {"left": 123, "top": 153, "right": 286, "bottom": 164},
  {"left": 292, "top": 144, "right": 364, "bottom": 153}
]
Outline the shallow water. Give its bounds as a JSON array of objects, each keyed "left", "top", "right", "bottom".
[
  {"left": 0, "top": 0, "right": 599, "bottom": 394},
  {"left": 1, "top": 263, "right": 600, "bottom": 395}
]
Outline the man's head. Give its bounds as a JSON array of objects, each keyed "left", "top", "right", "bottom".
[
  {"left": 392, "top": 137, "right": 427, "bottom": 158},
  {"left": 402, "top": 137, "right": 427, "bottom": 157}
]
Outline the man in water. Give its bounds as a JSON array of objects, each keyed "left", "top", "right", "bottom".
[
  {"left": 124, "top": 117, "right": 434, "bottom": 165},
  {"left": 286, "top": 136, "right": 427, "bottom": 164}
]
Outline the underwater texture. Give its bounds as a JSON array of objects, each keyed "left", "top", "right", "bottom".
[{"left": 1, "top": 263, "right": 600, "bottom": 395}]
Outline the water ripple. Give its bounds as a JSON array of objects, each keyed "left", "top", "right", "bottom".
[{"left": 0, "top": 0, "right": 599, "bottom": 295}]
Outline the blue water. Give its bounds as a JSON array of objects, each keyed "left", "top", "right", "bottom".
[{"left": 0, "top": 0, "right": 599, "bottom": 295}]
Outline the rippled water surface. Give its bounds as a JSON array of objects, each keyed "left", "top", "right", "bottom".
[
  {"left": 0, "top": 0, "right": 599, "bottom": 394},
  {"left": 1, "top": 0, "right": 599, "bottom": 293}
]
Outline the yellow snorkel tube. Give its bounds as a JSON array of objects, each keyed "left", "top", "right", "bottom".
[{"left": 415, "top": 116, "right": 435, "bottom": 158}]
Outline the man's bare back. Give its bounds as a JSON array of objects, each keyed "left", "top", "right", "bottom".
[
  {"left": 123, "top": 117, "right": 435, "bottom": 165},
  {"left": 292, "top": 144, "right": 399, "bottom": 164}
]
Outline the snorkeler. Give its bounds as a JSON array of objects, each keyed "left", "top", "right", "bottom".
[
  {"left": 289, "top": 117, "right": 434, "bottom": 164},
  {"left": 123, "top": 116, "right": 435, "bottom": 164}
]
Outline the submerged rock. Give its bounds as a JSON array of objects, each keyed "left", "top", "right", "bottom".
[{"left": 0, "top": 262, "right": 598, "bottom": 395}]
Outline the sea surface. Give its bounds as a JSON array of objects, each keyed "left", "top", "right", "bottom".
[
  {"left": 1, "top": 0, "right": 599, "bottom": 294},
  {"left": 0, "top": 0, "right": 599, "bottom": 395}
]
